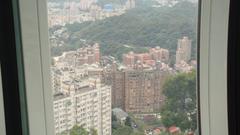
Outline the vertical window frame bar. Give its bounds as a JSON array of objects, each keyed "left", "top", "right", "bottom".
[
  {"left": 200, "top": 0, "right": 230, "bottom": 135},
  {"left": 17, "top": 0, "right": 54, "bottom": 134},
  {"left": 0, "top": 65, "right": 6, "bottom": 135}
]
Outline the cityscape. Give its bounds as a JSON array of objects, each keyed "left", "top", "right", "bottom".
[{"left": 48, "top": 0, "right": 198, "bottom": 135}]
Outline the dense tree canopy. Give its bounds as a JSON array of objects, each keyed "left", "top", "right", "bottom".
[
  {"left": 69, "top": 125, "right": 89, "bottom": 135},
  {"left": 125, "top": 116, "right": 132, "bottom": 127},
  {"left": 161, "top": 70, "right": 197, "bottom": 131},
  {"left": 61, "top": 125, "right": 98, "bottom": 135}
]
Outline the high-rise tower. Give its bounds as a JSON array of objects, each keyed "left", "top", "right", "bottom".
[{"left": 176, "top": 36, "right": 192, "bottom": 64}]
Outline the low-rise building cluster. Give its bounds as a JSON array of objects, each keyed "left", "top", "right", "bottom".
[
  {"left": 48, "top": 0, "right": 136, "bottom": 27},
  {"left": 123, "top": 46, "right": 170, "bottom": 68}
]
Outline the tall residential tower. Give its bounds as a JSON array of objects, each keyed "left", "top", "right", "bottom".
[{"left": 176, "top": 36, "right": 192, "bottom": 64}]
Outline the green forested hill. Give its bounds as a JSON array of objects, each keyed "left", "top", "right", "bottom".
[{"left": 53, "top": 1, "right": 198, "bottom": 62}]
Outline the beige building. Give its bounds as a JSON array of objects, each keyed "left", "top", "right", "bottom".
[
  {"left": 122, "top": 47, "right": 170, "bottom": 68},
  {"left": 51, "top": 67, "right": 73, "bottom": 94},
  {"left": 53, "top": 81, "right": 111, "bottom": 135},
  {"left": 53, "top": 93, "right": 74, "bottom": 134},
  {"left": 176, "top": 36, "right": 192, "bottom": 64},
  {"left": 54, "top": 44, "right": 100, "bottom": 67},
  {"left": 175, "top": 61, "right": 194, "bottom": 73},
  {"left": 79, "top": 0, "right": 96, "bottom": 10},
  {"left": 149, "top": 46, "right": 170, "bottom": 63}
]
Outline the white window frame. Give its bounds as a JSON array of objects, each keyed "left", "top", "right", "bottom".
[
  {"left": 200, "top": 0, "right": 229, "bottom": 134},
  {"left": 16, "top": 0, "right": 230, "bottom": 134}
]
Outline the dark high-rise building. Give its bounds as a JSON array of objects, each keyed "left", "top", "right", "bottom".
[
  {"left": 124, "top": 68, "right": 168, "bottom": 113},
  {"left": 112, "top": 70, "right": 125, "bottom": 109},
  {"left": 106, "top": 61, "right": 171, "bottom": 113}
]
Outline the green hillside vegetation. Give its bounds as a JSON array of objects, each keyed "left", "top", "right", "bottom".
[{"left": 52, "top": 1, "right": 198, "bottom": 62}]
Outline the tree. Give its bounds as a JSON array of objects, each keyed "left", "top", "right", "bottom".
[
  {"left": 112, "top": 113, "right": 117, "bottom": 121},
  {"left": 161, "top": 71, "right": 197, "bottom": 131},
  {"left": 125, "top": 116, "right": 132, "bottom": 127},
  {"left": 112, "top": 121, "right": 121, "bottom": 130},
  {"left": 90, "top": 128, "right": 98, "bottom": 135},
  {"left": 69, "top": 125, "right": 89, "bottom": 135},
  {"left": 130, "top": 131, "right": 145, "bottom": 135},
  {"left": 112, "top": 126, "right": 132, "bottom": 135}
]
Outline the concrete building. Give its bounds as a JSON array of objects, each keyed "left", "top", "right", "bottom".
[
  {"left": 111, "top": 62, "right": 125, "bottom": 109},
  {"left": 53, "top": 81, "right": 111, "bottom": 135},
  {"left": 79, "top": 0, "right": 96, "bottom": 10},
  {"left": 53, "top": 93, "right": 74, "bottom": 134},
  {"left": 123, "top": 51, "right": 135, "bottom": 67},
  {"left": 176, "top": 36, "right": 192, "bottom": 64},
  {"left": 149, "top": 46, "right": 169, "bottom": 63},
  {"left": 51, "top": 63, "right": 104, "bottom": 94},
  {"left": 122, "top": 47, "right": 170, "bottom": 68},
  {"left": 51, "top": 67, "right": 73, "bottom": 94},
  {"left": 124, "top": 68, "right": 168, "bottom": 113},
  {"left": 75, "top": 44, "right": 100, "bottom": 66},
  {"left": 90, "top": 4, "right": 103, "bottom": 20},
  {"left": 175, "top": 61, "right": 194, "bottom": 73},
  {"left": 54, "top": 44, "right": 100, "bottom": 67},
  {"left": 104, "top": 61, "right": 172, "bottom": 113},
  {"left": 51, "top": 68, "right": 63, "bottom": 94}
]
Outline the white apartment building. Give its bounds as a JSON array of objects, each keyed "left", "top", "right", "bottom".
[
  {"left": 79, "top": 0, "right": 96, "bottom": 10},
  {"left": 53, "top": 81, "right": 111, "bottom": 135},
  {"left": 176, "top": 36, "right": 192, "bottom": 64},
  {"left": 51, "top": 63, "right": 104, "bottom": 94},
  {"left": 53, "top": 93, "right": 74, "bottom": 134},
  {"left": 51, "top": 67, "right": 73, "bottom": 94}
]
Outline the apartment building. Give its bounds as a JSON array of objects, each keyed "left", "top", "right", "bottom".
[
  {"left": 106, "top": 61, "right": 172, "bottom": 113},
  {"left": 53, "top": 44, "right": 100, "bottom": 67},
  {"left": 176, "top": 36, "right": 192, "bottom": 64},
  {"left": 53, "top": 81, "right": 111, "bottom": 135},
  {"left": 124, "top": 68, "right": 169, "bottom": 113},
  {"left": 122, "top": 46, "right": 170, "bottom": 68}
]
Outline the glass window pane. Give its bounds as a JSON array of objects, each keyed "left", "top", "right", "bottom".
[{"left": 47, "top": 0, "right": 200, "bottom": 135}]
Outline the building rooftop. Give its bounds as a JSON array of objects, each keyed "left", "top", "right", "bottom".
[
  {"left": 53, "top": 92, "right": 70, "bottom": 101},
  {"left": 75, "top": 84, "right": 95, "bottom": 95}
]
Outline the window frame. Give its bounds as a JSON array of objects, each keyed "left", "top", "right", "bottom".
[
  {"left": 16, "top": 0, "right": 230, "bottom": 134},
  {"left": 199, "top": 0, "right": 229, "bottom": 134},
  {"left": 17, "top": 0, "right": 54, "bottom": 134},
  {"left": 0, "top": 65, "right": 6, "bottom": 135}
]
